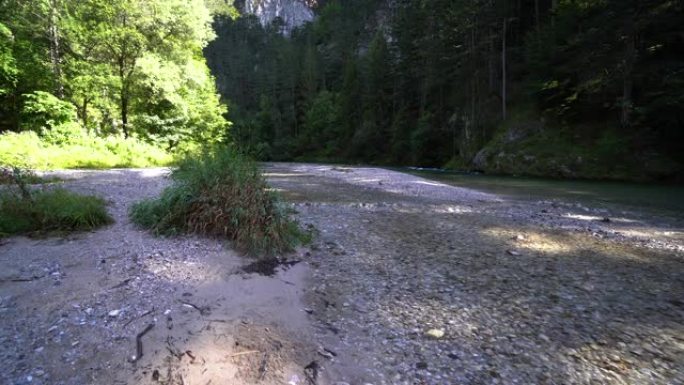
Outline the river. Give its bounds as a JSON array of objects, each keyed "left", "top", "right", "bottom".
[{"left": 404, "top": 168, "right": 684, "bottom": 216}]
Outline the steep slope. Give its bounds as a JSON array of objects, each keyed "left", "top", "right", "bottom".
[{"left": 242, "top": 0, "right": 315, "bottom": 32}]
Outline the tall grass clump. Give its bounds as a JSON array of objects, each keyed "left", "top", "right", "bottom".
[
  {"left": 0, "top": 168, "right": 112, "bottom": 236},
  {"left": 129, "top": 147, "right": 304, "bottom": 256}
]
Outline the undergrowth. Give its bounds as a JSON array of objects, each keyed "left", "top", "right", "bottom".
[
  {"left": 0, "top": 167, "right": 60, "bottom": 185},
  {"left": 0, "top": 168, "right": 112, "bottom": 236},
  {"left": 129, "top": 147, "right": 305, "bottom": 256},
  {"left": 0, "top": 131, "right": 172, "bottom": 169}
]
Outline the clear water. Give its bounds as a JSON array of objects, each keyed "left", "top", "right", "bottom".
[{"left": 403, "top": 169, "right": 684, "bottom": 216}]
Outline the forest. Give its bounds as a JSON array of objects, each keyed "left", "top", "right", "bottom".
[
  {"left": 0, "top": 0, "right": 233, "bottom": 168},
  {"left": 1, "top": 0, "right": 682, "bottom": 179},
  {"left": 206, "top": 0, "right": 684, "bottom": 181}
]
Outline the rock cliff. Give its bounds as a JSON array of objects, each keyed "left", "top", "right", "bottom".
[{"left": 242, "top": 0, "right": 315, "bottom": 33}]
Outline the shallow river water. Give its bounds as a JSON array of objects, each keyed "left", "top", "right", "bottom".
[{"left": 404, "top": 168, "right": 684, "bottom": 215}]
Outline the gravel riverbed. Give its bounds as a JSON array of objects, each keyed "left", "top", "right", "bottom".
[
  {"left": 0, "top": 164, "right": 682, "bottom": 385},
  {"left": 265, "top": 163, "right": 684, "bottom": 385},
  {"left": 0, "top": 169, "right": 319, "bottom": 385}
]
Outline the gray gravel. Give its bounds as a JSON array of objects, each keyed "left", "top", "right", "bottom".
[
  {"left": 0, "top": 169, "right": 320, "bottom": 385},
  {"left": 1, "top": 164, "right": 682, "bottom": 385},
  {"left": 265, "top": 163, "right": 684, "bottom": 385}
]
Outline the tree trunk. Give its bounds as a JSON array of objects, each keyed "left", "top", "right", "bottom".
[
  {"left": 118, "top": 58, "right": 129, "bottom": 138},
  {"left": 291, "top": 85, "right": 298, "bottom": 137},
  {"left": 48, "top": 0, "right": 64, "bottom": 98},
  {"left": 470, "top": 26, "right": 476, "bottom": 130},
  {"left": 81, "top": 98, "right": 88, "bottom": 130},
  {"left": 121, "top": 90, "right": 129, "bottom": 138},
  {"left": 621, "top": 19, "right": 636, "bottom": 128},
  {"left": 535, "top": 0, "right": 540, "bottom": 33},
  {"left": 119, "top": 13, "right": 130, "bottom": 138},
  {"left": 11, "top": 92, "right": 19, "bottom": 131},
  {"left": 488, "top": 28, "right": 495, "bottom": 93},
  {"left": 502, "top": 18, "right": 507, "bottom": 121},
  {"left": 464, "top": 23, "right": 477, "bottom": 158},
  {"left": 452, "top": 112, "right": 457, "bottom": 160}
]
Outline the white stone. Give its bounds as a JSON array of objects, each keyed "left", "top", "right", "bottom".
[{"left": 426, "top": 328, "right": 445, "bottom": 339}]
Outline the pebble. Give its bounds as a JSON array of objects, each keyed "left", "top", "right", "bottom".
[
  {"left": 317, "top": 349, "right": 334, "bottom": 359},
  {"left": 425, "top": 329, "right": 445, "bottom": 339}
]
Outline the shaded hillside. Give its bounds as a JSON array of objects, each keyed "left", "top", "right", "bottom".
[{"left": 205, "top": 0, "right": 684, "bottom": 182}]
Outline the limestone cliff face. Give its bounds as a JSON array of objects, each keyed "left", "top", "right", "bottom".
[{"left": 243, "top": 0, "right": 315, "bottom": 33}]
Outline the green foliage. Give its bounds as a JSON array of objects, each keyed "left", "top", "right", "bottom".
[
  {"left": 130, "top": 147, "right": 304, "bottom": 256},
  {"left": 0, "top": 22, "right": 17, "bottom": 96},
  {"left": 21, "top": 91, "right": 78, "bottom": 133},
  {"left": 524, "top": 0, "right": 683, "bottom": 155},
  {"left": 410, "top": 112, "right": 439, "bottom": 166},
  {"left": 0, "top": 131, "right": 172, "bottom": 169},
  {"left": 0, "top": 0, "right": 229, "bottom": 152},
  {"left": 0, "top": 171, "right": 112, "bottom": 236},
  {"left": 299, "top": 91, "right": 341, "bottom": 157},
  {"left": 203, "top": 0, "right": 239, "bottom": 19},
  {"left": 41, "top": 122, "right": 87, "bottom": 145}
]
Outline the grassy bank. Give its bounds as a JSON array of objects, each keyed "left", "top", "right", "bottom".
[{"left": 0, "top": 131, "right": 173, "bottom": 170}]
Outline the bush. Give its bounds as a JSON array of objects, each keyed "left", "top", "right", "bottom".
[
  {"left": 21, "top": 91, "right": 78, "bottom": 133},
  {"left": 0, "top": 131, "right": 173, "bottom": 169},
  {"left": 0, "top": 181, "right": 112, "bottom": 236},
  {"left": 41, "top": 122, "right": 84, "bottom": 145},
  {"left": 130, "top": 147, "right": 304, "bottom": 256}
]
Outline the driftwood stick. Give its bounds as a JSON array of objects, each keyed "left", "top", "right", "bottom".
[
  {"left": 228, "top": 350, "right": 260, "bottom": 358},
  {"left": 258, "top": 353, "right": 269, "bottom": 380},
  {"left": 132, "top": 323, "right": 155, "bottom": 363},
  {"left": 179, "top": 300, "right": 210, "bottom": 315},
  {"left": 2, "top": 274, "right": 46, "bottom": 283},
  {"left": 123, "top": 309, "right": 154, "bottom": 328},
  {"left": 110, "top": 278, "right": 133, "bottom": 290}
]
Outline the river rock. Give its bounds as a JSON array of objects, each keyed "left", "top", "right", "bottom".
[{"left": 425, "top": 329, "right": 445, "bottom": 339}]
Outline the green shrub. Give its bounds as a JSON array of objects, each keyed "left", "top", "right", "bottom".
[
  {"left": 0, "top": 131, "right": 173, "bottom": 169},
  {"left": 0, "top": 186, "right": 112, "bottom": 236},
  {"left": 0, "top": 22, "right": 17, "bottom": 96},
  {"left": 130, "top": 147, "right": 304, "bottom": 256},
  {"left": 21, "top": 91, "right": 78, "bottom": 133},
  {"left": 41, "top": 122, "right": 84, "bottom": 145}
]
